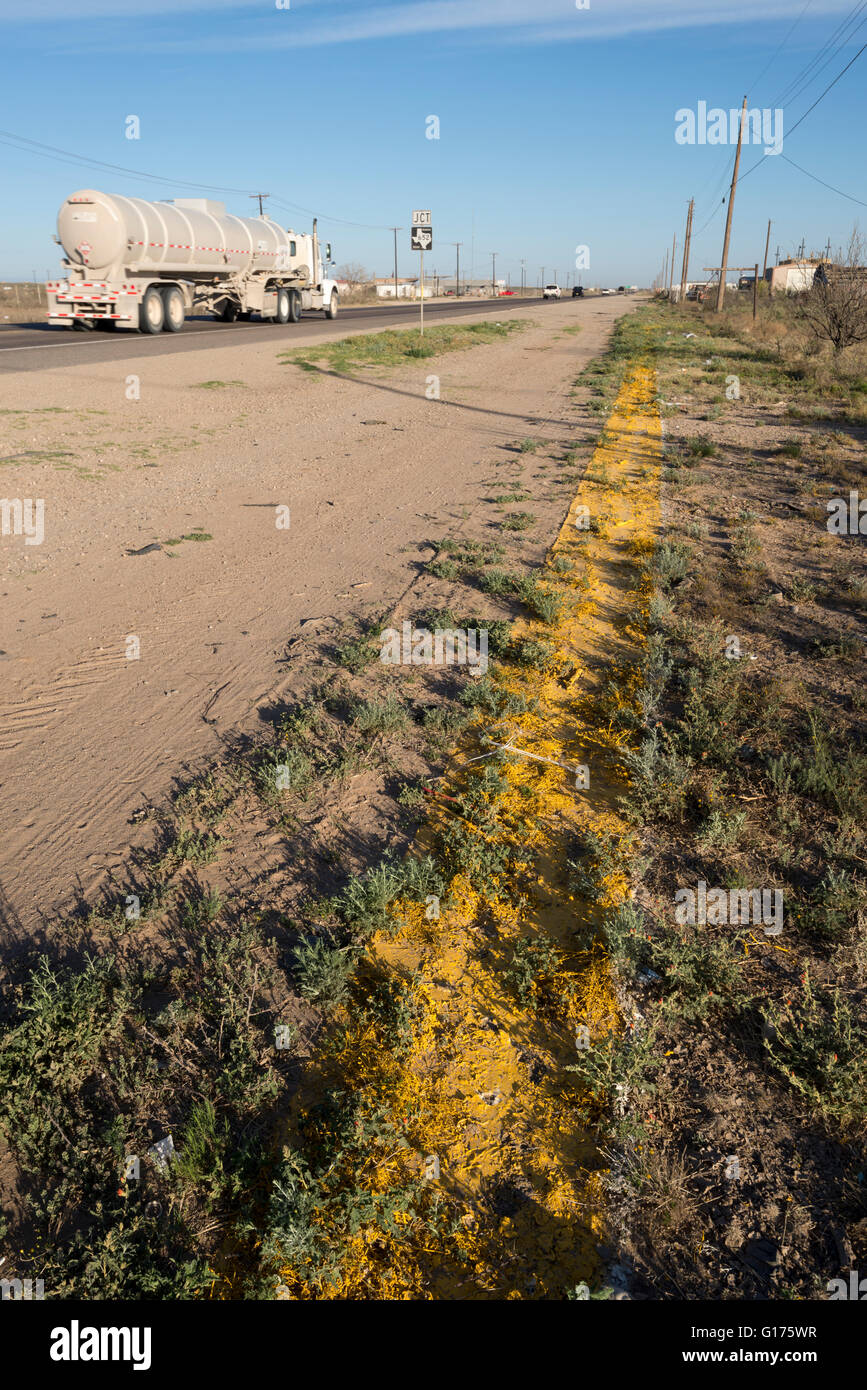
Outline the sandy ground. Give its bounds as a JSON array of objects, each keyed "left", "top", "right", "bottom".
[{"left": 0, "top": 295, "right": 635, "bottom": 933}]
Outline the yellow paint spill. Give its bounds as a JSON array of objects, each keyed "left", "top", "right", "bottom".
[{"left": 275, "top": 362, "right": 663, "bottom": 1299}]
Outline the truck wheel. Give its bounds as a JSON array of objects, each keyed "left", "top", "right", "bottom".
[
  {"left": 288, "top": 290, "right": 302, "bottom": 323},
  {"left": 274, "top": 289, "right": 291, "bottom": 324},
  {"left": 219, "top": 300, "right": 238, "bottom": 322},
  {"left": 325, "top": 292, "right": 339, "bottom": 320},
  {"left": 162, "top": 286, "right": 185, "bottom": 333},
  {"left": 140, "top": 287, "right": 165, "bottom": 334}
]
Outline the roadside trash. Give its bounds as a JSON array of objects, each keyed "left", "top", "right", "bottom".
[
  {"left": 148, "top": 1135, "right": 175, "bottom": 1172},
  {"left": 478, "top": 1090, "right": 502, "bottom": 1106}
]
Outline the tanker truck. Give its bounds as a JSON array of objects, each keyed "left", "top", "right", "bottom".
[{"left": 46, "top": 188, "right": 339, "bottom": 333}]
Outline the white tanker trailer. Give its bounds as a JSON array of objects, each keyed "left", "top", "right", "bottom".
[{"left": 46, "top": 188, "right": 339, "bottom": 332}]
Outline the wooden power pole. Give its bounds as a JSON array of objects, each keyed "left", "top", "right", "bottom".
[
  {"left": 715, "top": 95, "right": 748, "bottom": 313},
  {"left": 762, "top": 219, "right": 772, "bottom": 282},
  {"left": 679, "top": 197, "right": 694, "bottom": 305},
  {"left": 668, "top": 234, "right": 677, "bottom": 297}
]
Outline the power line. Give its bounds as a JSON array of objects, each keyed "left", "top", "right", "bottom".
[
  {"left": 0, "top": 127, "right": 395, "bottom": 232},
  {"left": 769, "top": 0, "right": 867, "bottom": 105},
  {"left": 785, "top": 36, "right": 867, "bottom": 137},
  {"left": 775, "top": 3, "right": 867, "bottom": 109},
  {"left": 779, "top": 153, "right": 867, "bottom": 208},
  {"left": 736, "top": 37, "right": 867, "bottom": 189},
  {"left": 693, "top": 5, "right": 867, "bottom": 233},
  {"left": 748, "top": 0, "right": 815, "bottom": 95}
]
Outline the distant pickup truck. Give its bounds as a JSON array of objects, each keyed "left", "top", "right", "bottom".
[{"left": 738, "top": 275, "right": 756, "bottom": 291}]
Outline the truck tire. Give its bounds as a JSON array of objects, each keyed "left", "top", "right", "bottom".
[
  {"left": 274, "top": 289, "right": 291, "bottom": 324},
  {"left": 219, "top": 300, "right": 238, "bottom": 322},
  {"left": 140, "top": 287, "right": 165, "bottom": 334},
  {"left": 288, "top": 290, "right": 302, "bottom": 323},
  {"left": 162, "top": 286, "right": 185, "bottom": 333},
  {"left": 325, "top": 292, "right": 339, "bottom": 320}
]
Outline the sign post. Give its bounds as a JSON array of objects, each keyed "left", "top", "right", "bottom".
[{"left": 411, "top": 210, "right": 433, "bottom": 337}]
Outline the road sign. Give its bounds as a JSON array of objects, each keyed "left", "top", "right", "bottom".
[{"left": 411, "top": 211, "right": 433, "bottom": 335}]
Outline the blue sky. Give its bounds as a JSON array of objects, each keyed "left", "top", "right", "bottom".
[{"left": 1, "top": 0, "right": 865, "bottom": 285}]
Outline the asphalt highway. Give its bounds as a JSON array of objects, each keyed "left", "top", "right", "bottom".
[{"left": 0, "top": 293, "right": 565, "bottom": 373}]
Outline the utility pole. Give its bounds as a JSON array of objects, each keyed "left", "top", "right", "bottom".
[
  {"left": 679, "top": 197, "right": 694, "bottom": 305},
  {"left": 250, "top": 193, "right": 270, "bottom": 216},
  {"left": 520, "top": 258, "right": 526, "bottom": 297},
  {"left": 715, "top": 94, "right": 748, "bottom": 313},
  {"left": 668, "top": 235, "right": 677, "bottom": 298},
  {"left": 762, "top": 219, "right": 772, "bottom": 282},
  {"left": 752, "top": 262, "right": 759, "bottom": 321},
  {"left": 389, "top": 227, "right": 402, "bottom": 301},
  {"left": 489, "top": 252, "right": 498, "bottom": 297},
  {"left": 540, "top": 267, "right": 545, "bottom": 293},
  {"left": 661, "top": 247, "right": 669, "bottom": 293},
  {"left": 451, "top": 242, "right": 462, "bottom": 296}
]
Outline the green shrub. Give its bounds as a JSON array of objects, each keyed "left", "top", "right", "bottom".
[{"left": 292, "top": 937, "right": 356, "bottom": 1009}]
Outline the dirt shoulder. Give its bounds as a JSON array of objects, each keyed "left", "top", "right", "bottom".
[
  {"left": 0, "top": 296, "right": 636, "bottom": 933},
  {"left": 578, "top": 300, "right": 867, "bottom": 1300}
]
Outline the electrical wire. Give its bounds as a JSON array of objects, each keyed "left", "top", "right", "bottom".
[
  {"left": 779, "top": 153, "right": 867, "bottom": 208},
  {"left": 748, "top": 0, "right": 815, "bottom": 95},
  {"left": 692, "top": 2, "right": 866, "bottom": 235},
  {"left": 736, "top": 36, "right": 867, "bottom": 190},
  {"left": 0, "top": 128, "right": 395, "bottom": 232},
  {"left": 774, "top": 3, "right": 867, "bottom": 108},
  {"left": 769, "top": 0, "right": 867, "bottom": 105}
]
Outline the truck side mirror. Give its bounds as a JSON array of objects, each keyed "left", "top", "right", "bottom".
[{"left": 326, "top": 244, "right": 332, "bottom": 261}]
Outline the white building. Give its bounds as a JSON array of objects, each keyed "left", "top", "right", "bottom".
[
  {"left": 375, "top": 277, "right": 421, "bottom": 299},
  {"left": 766, "top": 259, "right": 821, "bottom": 294}
]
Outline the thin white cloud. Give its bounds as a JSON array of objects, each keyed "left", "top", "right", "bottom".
[{"left": 0, "top": 0, "right": 853, "bottom": 42}]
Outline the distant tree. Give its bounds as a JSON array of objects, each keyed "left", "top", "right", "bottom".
[
  {"left": 335, "top": 262, "right": 372, "bottom": 291},
  {"left": 799, "top": 228, "right": 867, "bottom": 352}
]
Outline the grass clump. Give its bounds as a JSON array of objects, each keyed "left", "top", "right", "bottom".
[{"left": 279, "top": 320, "right": 524, "bottom": 375}]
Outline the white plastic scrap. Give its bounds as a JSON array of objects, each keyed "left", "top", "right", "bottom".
[{"left": 148, "top": 1134, "right": 175, "bottom": 1172}]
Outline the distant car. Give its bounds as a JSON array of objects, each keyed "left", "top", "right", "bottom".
[
  {"left": 617, "top": 285, "right": 625, "bottom": 292},
  {"left": 572, "top": 285, "right": 584, "bottom": 298},
  {"left": 499, "top": 289, "right": 515, "bottom": 296},
  {"left": 685, "top": 286, "right": 700, "bottom": 301},
  {"left": 543, "top": 284, "right": 561, "bottom": 299}
]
